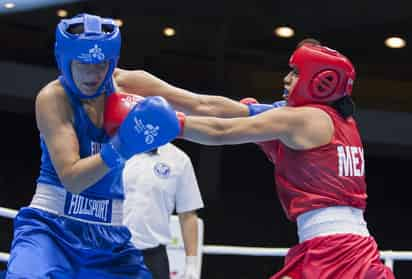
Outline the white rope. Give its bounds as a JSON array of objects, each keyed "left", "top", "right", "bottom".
[
  {"left": 0, "top": 244, "right": 411, "bottom": 265},
  {"left": 0, "top": 206, "right": 411, "bottom": 272},
  {"left": 0, "top": 207, "right": 17, "bottom": 219},
  {"left": 203, "top": 245, "right": 412, "bottom": 261},
  {"left": 379, "top": 250, "right": 412, "bottom": 260},
  {"left": 0, "top": 252, "right": 9, "bottom": 263},
  {"left": 0, "top": 207, "right": 17, "bottom": 263},
  {"left": 203, "top": 245, "right": 288, "bottom": 256}
]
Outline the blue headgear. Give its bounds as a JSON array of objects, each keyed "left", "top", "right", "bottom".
[{"left": 55, "top": 13, "right": 121, "bottom": 99}]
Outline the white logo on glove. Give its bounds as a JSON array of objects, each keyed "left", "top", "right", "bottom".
[
  {"left": 121, "top": 95, "right": 141, "bottom": 108},
  {"left": 133, "top": 118, "right": 160, "bottom": 144}
]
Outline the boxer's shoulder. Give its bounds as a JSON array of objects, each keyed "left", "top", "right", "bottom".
[
  {"left": 37, "top": 79, "right": 68, "bottom": 103},
  {"left": 36, "top": 79, "right": 72, "bottom": 125},
  {"left": 112, "top": 67, "right": 128, "bottom": 87}
]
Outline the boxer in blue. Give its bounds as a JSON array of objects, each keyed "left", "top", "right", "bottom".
[{"left": 6, "top": 13, "right": 180, "bottom": 279}]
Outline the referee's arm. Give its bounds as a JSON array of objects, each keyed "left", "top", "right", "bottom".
[{"left": 178, "top": 210, "right": 199, "bottom": 256}]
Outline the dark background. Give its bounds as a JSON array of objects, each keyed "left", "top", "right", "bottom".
[{"left": 0, "top": 0, "right": 411, "bottom": 278}]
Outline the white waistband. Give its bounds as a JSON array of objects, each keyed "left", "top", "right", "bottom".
[
  {"left": 296, "top": 206, "right": 370, "bottom": 243},
  {"left": 30, "top": 183, "right": 123, "bottom": 225}
]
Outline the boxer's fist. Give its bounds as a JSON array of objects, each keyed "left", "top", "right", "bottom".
[
  {"left": 104, "top": 92, "right": 144, "bottom": 136},
  {"left": 100, "top": 96, "right": 180, "bottom": 168}
]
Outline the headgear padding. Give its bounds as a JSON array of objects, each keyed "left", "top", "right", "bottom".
[
  {"left": 54, "top": 13, "right": 121, "bottom": 99},
  {"left": 287, "top": 44, "right": 355, "bottom": 107}
]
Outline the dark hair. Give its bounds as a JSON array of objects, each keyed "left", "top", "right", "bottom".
[
  {"left": 330, "top": 96, "right": 355, "bottom": 119},
  {"left": 296, "top": 38, "right": 321, "bottom": 49}
]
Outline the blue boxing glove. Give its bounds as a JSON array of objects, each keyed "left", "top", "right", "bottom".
[
  {"left": 240, "top": 97, "right": 286, "bottom": 116},
  {"left": 100, "top": 96, "right": 180, "bottom": 168}
]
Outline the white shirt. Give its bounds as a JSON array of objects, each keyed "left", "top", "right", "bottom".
[{"left": 123, "top": 143, "right": 204, "bottom": 249}]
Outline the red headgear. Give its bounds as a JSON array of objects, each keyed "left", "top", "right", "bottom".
[{"left": 287, "top": 44, "right": 356, "bottom": 107}]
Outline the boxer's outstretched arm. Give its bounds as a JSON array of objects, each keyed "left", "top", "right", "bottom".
[
  {"left": 115, "top": 69, "right": 249, "bottom": 118},
  {"left": 36, "top": 82, "right": 110, "bottom": 194},
  {"left": 181, "top": 106, "right": 333, "bottom": 150}
]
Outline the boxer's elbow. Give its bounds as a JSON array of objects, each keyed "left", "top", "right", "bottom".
[
  {"left": 59, "top": 168, "right": 91, "bottom": 194},
  {"left": 204, "top": 118, "right": 257, "bottom": 145},
  {"left": 60, "top": 175, "right": 84, "bottom": 194},
  {"left": 59, "top": 157, "right": 109, "bottom": 194},
  {"left": 66, "top": 186, "right": 83, "bottom": 195}
]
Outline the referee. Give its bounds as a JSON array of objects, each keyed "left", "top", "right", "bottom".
[{"left": 123, "top": 143, "right": 204, "bottom": 279}]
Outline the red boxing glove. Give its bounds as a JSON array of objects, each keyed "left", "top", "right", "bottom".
[
  {"left": 104, "top": 92, "right": 144, "bottom": 136},
  {"left": 176, "top": 111, "right": 186, "bottom": 137},
  {"left": 239, "top": 97, "right": 258, "bottom": 105}
]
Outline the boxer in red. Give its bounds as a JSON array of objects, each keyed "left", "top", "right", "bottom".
[{"left": 112, "top": 39, "right": 395, "bottom": 278}]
